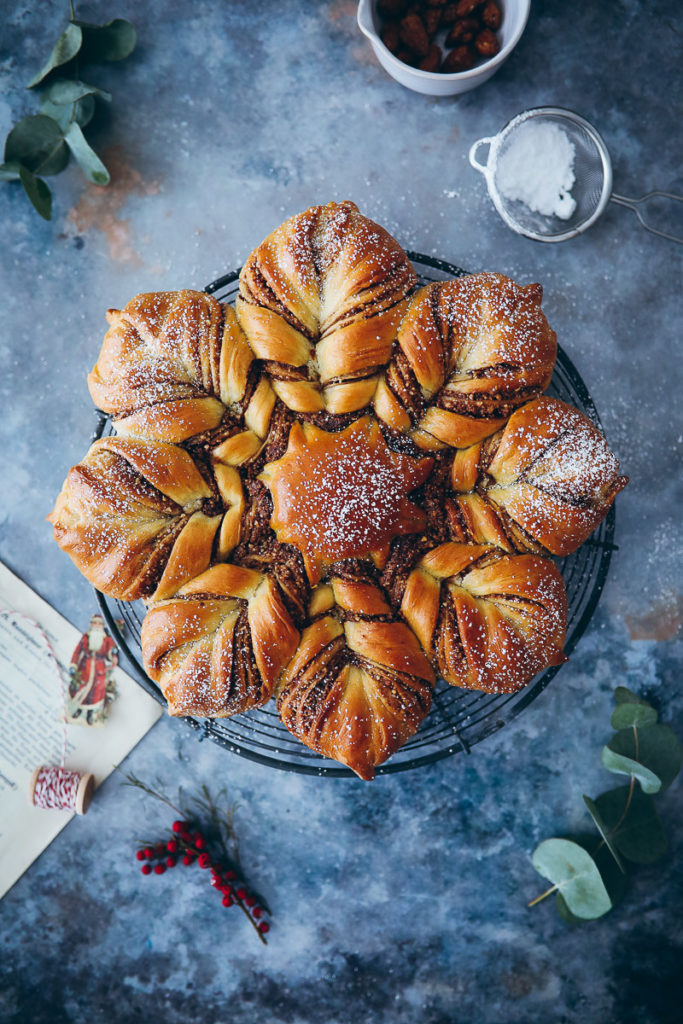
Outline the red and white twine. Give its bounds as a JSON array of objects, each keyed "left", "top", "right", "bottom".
[{"left": 31, "top": 765, "right": 84, "bottom": 810}]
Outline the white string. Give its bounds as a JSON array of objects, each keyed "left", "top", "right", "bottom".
[{"left": 0, "top": 608, "right": 68, "bottom": 767}]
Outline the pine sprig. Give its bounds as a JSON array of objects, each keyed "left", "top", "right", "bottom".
[
  {"left": 1, "top": 2, "right": 136, "bottom": 219},
  {"left": 123, "top": 771, "right": 271, "bottom": 943},
  {"left": 529, "top": 686, "right": 681, "bottom": 922}
]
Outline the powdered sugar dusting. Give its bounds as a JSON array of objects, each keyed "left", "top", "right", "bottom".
[
  {"left": 499, "top": 398, "right": 622, "bottom": 504},
  {"left": 49, "top": 203, "right": 631, "bottom": 757},
  {"left": 437, "top": 273, "right": 553, "bottom": 370},
  {"left": 262, "top": 417, "right": 432, "bottom": 582}
]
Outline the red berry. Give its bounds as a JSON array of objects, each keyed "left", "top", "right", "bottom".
[
  {"left": 182, "top": 854, "right": 194, "bottom": 866},
  {"left": 155, "top": 843, "right": 166, "bottom": 857},
  {"left": 258, "top": 922, "right": 270, "bottom": 934},
  {"left": 222, "top": 895, "right": 234, "bottom": 907},
  {"left": 245, "top": 895, "right": 256, "bottom": 907},
  {"left": 195, "top": 836, "right": 206, "bottom": 850},
  {"left": 166, "top": 856, "right": 177, "bottom": 868},
  {"left": 180, "top": 831, "right": 191, "bottom": 844},
  {"left": 153, "top": 863, "right": 166, "bottom": 875},
  {"left": 136, "top": 850, "right": 145, "bottom": 861},
  {"left": 198, "top": 853, "right": 211, "bottom": 869},
  {"left": 144, "top": 847, "right": 154, "bottom": 859},
  {"left": 172, "top": 820, "right": 187, "bottom": 833},
  {"left": 236, "top": 888, "right": 247, "bottom": 900},
  {"left": 252, "top": 907, "right": 263, "bottom": 919},
  {"left": 141, "top": 863, "right": 152, "bottom": 876},
  {"left": 167, "top": 840, "right": 178, "bottom": 853},
  {"left": 224, "top": 870, "right": 237, "bottom": 881},
  {"left": 211, "top": 876, "right": 222, "bottom": 889},
  {"left": 221, "top": 884, "right": 233, "bottom": 896}
]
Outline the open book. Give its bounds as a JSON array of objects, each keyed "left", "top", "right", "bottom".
[{"left": 0, "top": 562, "right": 162, "bottom": 899}]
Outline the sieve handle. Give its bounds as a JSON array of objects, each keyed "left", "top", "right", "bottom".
[
  {"left": 469, "top": 137, "right": 494, "bottom": 175},
  {"left": 610, "top": 191, "right": 683, "bottom": 244}
]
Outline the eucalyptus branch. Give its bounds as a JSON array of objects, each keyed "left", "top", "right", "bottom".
[
  {"left": 527, "top": 884, "right": 557, "bottom": 908},
  {"left": 530, "top": 686, "right": 681, "bottom": 922},
  {"left": 0, "top": 8, "right": 136, "bottom": 218}
]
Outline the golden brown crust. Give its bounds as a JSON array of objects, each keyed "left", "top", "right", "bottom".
[
  {"left": 259, "top": 415, "right": 432, "bottom": 584},
  {"left": 277, "top": 577, "right": 434, "bottom": 779},
  {"left": 375, "top": 273, "right": 557, "bottom": 449},
  {"left": 88, "top": 290, "right": 226, "bottom": 441},
  {"left": 50, "top": 204, "right": 629, "bottom": 777},
  {"left": 141, "top": 563, "right": 299, "bottom": 717},
  {"left": 88, "top": 291, "right": 276, "bottom": 449},
  {"left": 401, "top": 542, "right": 568, "bottom": 694},
  {"left": 448, "top": 396, "right": 629, "bottom": 556},
  {"left": 236, "top": 200, "right": 416, "bottom": 414},
  {"left": 47, "top": 437, "right": 223, "bottom": 601}
]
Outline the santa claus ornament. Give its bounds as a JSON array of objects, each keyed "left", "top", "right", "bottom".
[{"left": 65, "top": 612, "right": 118, "bottom": 727}]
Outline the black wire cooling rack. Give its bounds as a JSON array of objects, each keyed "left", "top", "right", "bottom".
[{"left": 95, "top": 253, "right": 617, "bottom": 777}]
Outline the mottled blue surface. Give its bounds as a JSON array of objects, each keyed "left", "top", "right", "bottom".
[{"left": 1, "top": 1, "right": 682, "bottom": 1022}]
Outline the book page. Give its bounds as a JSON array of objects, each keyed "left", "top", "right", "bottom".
[{"left": 0, "top": 562, "right": 162, "bottom": 899}]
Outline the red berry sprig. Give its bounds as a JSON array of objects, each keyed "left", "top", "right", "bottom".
[{"left": 134, "top": 819, "right": 270, "bottom": 944}]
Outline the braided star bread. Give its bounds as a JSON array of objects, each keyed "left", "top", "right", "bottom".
[
  {"left": 277, "top": 577, "right": 434, "bottom": 780},
  {"left": 374, "top": 273, "right": 556, "bottom": 450},
  {"left": 48, "top": 437, "right": 225, "bottom": 601},
  {"left": 142, "top": 564, "right": 299, "bottom": 718},
  {"left": 447, "top": 396, "right": 629, "bottom": 555},
  {"left": 401, "top": 543, "right": 567, "bottom": 693},
  {"left": 236, "top": 200, "right": 416, "bottom": 415},
  {"left": 49, "top": 200, "right": 628, "bottom": 779}
]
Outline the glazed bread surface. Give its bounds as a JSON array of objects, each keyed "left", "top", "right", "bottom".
[
  {"left": 447, "top": 396, "right": 629, "bottom": 556},
  {"left": 374, "top": 273, "right": 557, "bottom": 450},
  {"left": 49, "top": 201, "right": 628, "bottom": 778}
]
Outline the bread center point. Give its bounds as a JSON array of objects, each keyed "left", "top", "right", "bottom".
[{"left": 259, "top": 415, "right": 433, "bottom": 585}]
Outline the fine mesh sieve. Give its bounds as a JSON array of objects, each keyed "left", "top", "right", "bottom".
[{"left": 469, "top": 106, "right": 683, "bottom": 244}]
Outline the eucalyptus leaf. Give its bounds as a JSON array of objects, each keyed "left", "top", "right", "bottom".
[
  {"left": 27, "top": 23, "right": 83, "bottom": 88},
  {"left": 601, "top": 746, "right": 662, "bottom": 794},
  {"left": 556, "top": 892, "right": 582, "bottom": 924},
  {"left": 611, "top": 703, "right": 658, "bottom": 730},
  {"left": 42, "top": 79, "right": 112, "bottom": 105},
  {"left": 608, "top": 724, "right": 682, "bottom": 791},
  {"left": 594, "top": 786, "right": 667, "bottom": 865},
  {"left": 34, "top": 140, "right": 69, "bottom": 177},
  {"left": 573, "top": 832, "right": 628, "bottom": 908},
  {"left": 614, "top": 686, "right": 648, "bottom": 705},
  {"left": 4, "top": 115, "right": 68, "bottom": 176},
  {"left": 64, "top": 123, "right": 110, "bottom": 185},
  {"left": 38, "top": 99, "right": 71, "bottom": 132},
  {"left": 18, "top": 165, "right": 52, "bottom": 220},
  {"left": 41, "top": 94, "right": 96, "bottom": 132},
  {"left": 583, "top": 795, "right": 626, "bottom": 872},
  {"left": 594, "top": 844, "right": 628, "bottom": 908},
  {"left": 555, "top": 834, "right": 626, "bottom": 923},
  {"left": 0, "top": 161, "right": 21, "bottom": 181},
  {"left": 76, "top": 19, "right": 137, "bottom": 62},
  {"left": 531, "top": 838, "right": 612, "bottom": 919},
  {"left": 73, "top": 93, "right": 97, "bottom": 129}
]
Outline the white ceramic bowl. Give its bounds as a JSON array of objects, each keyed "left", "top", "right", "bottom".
[{"left": 357, "top": 0, "right": 530, "bottom": 96}]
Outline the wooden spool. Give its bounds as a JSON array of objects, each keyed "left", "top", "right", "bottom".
[{"left": 28, "top": 767, "right": 95, "bottom": 815}]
